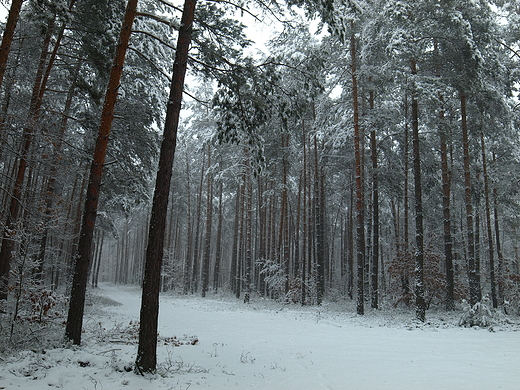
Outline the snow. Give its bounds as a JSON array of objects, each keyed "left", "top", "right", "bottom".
[{"left": 1, "top": 284, "right": 520, "bottom": 390}]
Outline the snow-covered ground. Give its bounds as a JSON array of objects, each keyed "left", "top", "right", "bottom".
[{"left": 1, "top": 284, "right": 520, "bottom": 390}]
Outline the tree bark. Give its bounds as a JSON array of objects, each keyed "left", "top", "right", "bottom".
[
  {"left": 191, "top": 151, "right": 205, "bottom": 293},
  {"left": 435, "top": 39, "right": 455, "bottom": 311},
  {"left": 135, "top": 0, "right": 197, "bottom": 374},
  {"left": 201, "top": 144, "right": 212, "bottom": 297},
  {"left": 369, "top": 91, "right": 379, "bottom": 310},
  {"left": 65, "top": 0, "right": 139, "bottom": 344},
  {"left": 351, "top": 22, "right": 365, "bottom": 315},
  {"left": 493, "top": 183, "right": 504, "bottom": 303},
  {"left": 481, "top": 132, "right": 497, "bottom": 308},
  {"left": 244, "top": 160, "right": 253, "bottom": 303},
  {"left": 411, "top": 59, "right": 426, "bottom": 322},
  {"left": 0, "top": 15, "right": 55, "bottom": 300},
  {"left": 460, "top": 91, "right": 480, "bottom": 306},
  {"left": 314, "top": 135, "right": 325, "bottom": 305},
  {"left": 0, "top": 0, "right": 24, "bottom": 94},
  {"left": 183, "top": 149, "right": 192, "bottom": 294},
  {"left": 213, "top": 169, "right": 223, "bottom": 293}
]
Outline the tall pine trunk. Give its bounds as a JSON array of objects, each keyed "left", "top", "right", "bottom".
[
  {"left": 201, "top": 144, "right": 212, "bottom": 298},
  {"left": 191, "top": 151, "right": 205, "bottom": 292},
  {"left": 213, "top": 164, "right": 223, "bottom": 293},
  {"left": 0, "top": 0, "right": 24, "bottom": 94},
  {"left": 351, "top": 23, "right": 365, "bottom": 315},
  {"left": 460, "top": 91, "right": 480, "bottom": 306},
  {"left": 135, "top": 0, "right": 197, "bottom": 374},
  {"left": 411, "top": 59, "right": 426, "bottom": 322},
  {"left": 435, "top": 40, "right": 455, "bottom": 311},
  {"left": 0, "top": 15, "right": 56, "bottom": 300},
  {"left": 65, "top": 0, "right": 138, "bottom": 344},
  {"left": 481, "top": 132, "right": 497, "bottom": 308},
  {"left": 369, "top": 91, "right": 379, "bottom": 310},
  {"left": 314, "top": 135, "right": 325, "bottom": 304}
]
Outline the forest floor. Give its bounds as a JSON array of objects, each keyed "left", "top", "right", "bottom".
[{"left": 1, "top": 283, "right": 520, "bottom": 390}]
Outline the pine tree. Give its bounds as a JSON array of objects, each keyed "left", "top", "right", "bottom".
[
  {"left": 135, "top": 0, "right": 197, "bottom": 374},
  {"left": 65, "top": 0, "right": 139, "bottom": 345}
]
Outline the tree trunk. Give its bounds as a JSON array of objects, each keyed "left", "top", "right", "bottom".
[
  {"left": 135, "top": 0, "right": 196, "bottom": 374},
  {"left": 191, "top": 151, "right": 205, "bottom": 293},
  {"left": 201, "top": 144, "right": 212, "bottom": 297},
  {"left": 213, "top": 171, "right": 223, "bottom": 293},
  {"left": 314, "top": 135, "right": 325, "bottom": 305},
  {"left": 460, "top": 91, "right": 480, "bottom": 306},
  {"left": 230, "top": 184, "right": 241, "bottom": 296},
  {"left": 0, "top": 15, "right": 55, "bottom": 300},
  {"left": 369, "top": 91, "right": 379, "bottom": 310},
  {"left": 244, "top": 161, "right": 253, "bottom": 303},
  {"left": 435, "top": 39, "right": 455, "bottom": 311},
  {"left": 493, "top": 184, "right": 504, "bottom": 303},
  {"left": 183, "top": 149, "right": 192, "bottom": 294},
  {"left": 481, "top": 133, "right": 497, "bottom": 308},
  {"left": 411, "top": 59, "right": 426, "bottom": 322},
  {"left": 65, "top": 0, "right": 138, "bottom": 344},
  {"left": 0, "top": 0, "right": 24, "bottom": 94},
  {"left": 301, "top": 128, "right": 308, "bottom": 305},
  {"left": 36, "top": 60, "right": 81, "bottom": 280},
  {"left": 351, "top": 23, "right": 365, "bottom": 315}
]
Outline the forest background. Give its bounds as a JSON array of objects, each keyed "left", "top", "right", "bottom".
[{"left": 0, "top": 0, "right": 520, "bottom": 371}]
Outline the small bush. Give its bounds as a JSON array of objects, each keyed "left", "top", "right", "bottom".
[{"left": 459, "top": 300, "right": 494, "bottom": 328}]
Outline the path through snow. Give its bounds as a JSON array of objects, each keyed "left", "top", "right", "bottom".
[{"left": 1, "top": 284, "right": 519, "bottom": 389}]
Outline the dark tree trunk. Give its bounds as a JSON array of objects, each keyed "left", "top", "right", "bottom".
[
  {"left": 460, "top": 91, "right": 480, "bottom": 306},
  {"left": 183, "top": 150, "right": 192, "bottom": 294},
  {"left": 257, "top": 175, "right": 266, "bottom": 295},
  {"left": 301, "top": 130, "right": 308, "bottom": 305},
  {"left": 403, "top": 94, "right": 411, "bottom": 301},
  {"left": 0, "top": 15, "right": 55, "bottom": 300},
  {"left": 244, "top": 163, "right": 253, "bottom": 303},
  {"left": 351, "top": 23, "right": 365, "bottom": 315},
  {"left": 493, "top": 184, "right": 504, "bottom": 303},
  {"left": 369, "top": 91, "right": 379, "bottom": 310},
  {"left": 280, "top": 133, "right": 289, "bottom": 296},
  {"left": 37, "top": 60, "right": 80, "bottom": 280},
  {"left": 0, "top": 0, "right": 24, "bottom": 94},
  {"left": 230, "top": 186, "right": 241, "bottom": 296},
  {"left": 235, "top": 174, "right": 246, "bottom": 299},
  {"left": 435, "top": 39, "right": 455, "bottom": 311},
  {"left": 65, "top": 0, "right": 138, "bottom": 344},
  {"left": 481, "top": 133, "right": 497, "bottom": 308},
  {"left": 93, "top": 232, "right": 104, "bottom": 288},
  {"left": 201, "top": 144, "right": 212, "bottom": 298},
  {"left": 411, "top": 59, "right": 426, "bottom": 322},
  {"left": 191, "top": 151, "right": 206, "bottom": 293},
  {"left": 213, "top": 170, "right": 223, "bottom": 293},
  {"left": 134, "top": 0, "right": 197, "bottom": 374},
  {"left": 314, "top": 135, "right": 325, "bottom": 305},
  {"left": 440, "top": 116, "right": 454, "bottom": 311}
]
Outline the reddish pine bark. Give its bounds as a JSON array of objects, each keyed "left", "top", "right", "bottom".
[
  {"left": 0, "top": 0, "right": 24, "bottom": 92},
  {"left": 65, "top": 0, "right": 139, "bottom": 345}
]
